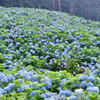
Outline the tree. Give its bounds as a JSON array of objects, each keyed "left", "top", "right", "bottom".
[
  {"left": 52, "top": 0, "right": 56, "bottom": 10},
  {"left": 0, "top": 0, "right": 100, "bottom": 21},
  {"left": 70, "top": 0, "right": 74, "bottom": 15},
  {"left": 58, "top": 0, "right": 61, "bottom": 11}
]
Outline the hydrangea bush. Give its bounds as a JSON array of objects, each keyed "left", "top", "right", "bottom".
[{"left": 0, "top": 7, "right": 100, "bottom": 100}]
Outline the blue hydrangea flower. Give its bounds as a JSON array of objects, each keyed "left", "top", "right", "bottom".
[
  {"left": 0, "top": 73, "right": 5, "bottom": 79},
  {"left": 80, "top": 81, "right": 87, "bottom": 88},
  {"left": 30, "top": 91, "right": 37, "bottom": 96},
  {"left": 7, "top": 74, "right": 15, "bottom": 81},
  {"left": 41, "top": 92, "right": 56, "bottom": 99},
  {"left": 3, "top": 87, "right": 10, "bottom": 93},
  {"left": 87, "top": 82, "right": 94, "bottom": 87},
  {"left": 79, "top": 75, "right": 88, "bottom": 81},
  {"left": 18, "top": 84, "right": 29, "bottom": 92},
  {"left": 59, "top": 89, "right": 72, "bottom": 97},
  {"left": 24, "top": 75, "right": 32, "bottom": 80},
  {"left": 1, "top": 76, "right": 8, "bottom": 83},
  {"left": 88, "top": 75, "right": 94, "bottom": 82},
  {"left": 60, "top": 79, "right": 67, "bottom": 87},
  {"left": 95, "top": 41, "right": 100, "bottom": 45},
  {"left": 31, "top": 75, "right": 38, "bottom": 82},
  {"left": 17, "top": 87, "right": 23, "bottom": 92},
  {"left": 68, "top": 96, "right": 77, "bottom": 100},
  {"left": 3, "top": 83, "right": 15, "bottom": 93},
  {"left": 0, "top": 93, "right": 2, "bottom": 97},
  {"left": 41, "top": 77, "right": 52, "bottom": 89},
  {"left": 85, "top": 96, "right": 90, "bottom": 100},
  {"left": 7, "top": 83, "right": 15, "bottom": 90},
  {"left": 87, "top": 86, "right": 99, "bottom": 93},
  {"left": 41, "top": 93, "right": 47, "bottom": 98},
  {"left": 18, "top": 79, "right": 24, "bottom": 84},
  {"left": 0, "top": 88, "right": 4, "bottom": 94}
]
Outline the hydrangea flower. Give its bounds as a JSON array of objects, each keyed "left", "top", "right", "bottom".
[
  {"left": 60, "top": 79, "right": 67, "bottom": 87},
  {"left": 79, "top": 75, "right": 88, "bottom": 81},
  {"left": 1, "top": 76, "right": 8, "bottom": 83},
  {"left": 68, "top": 96, "right": 77, "bottom": 100},
  {"left": 41, "top": 77, "right": 52, "bottom": 89},
  {"left": 30, "top": 91, "right": 37, "bottom": 96},
  {"left": 88, "top": 75, "right": 94, "bottom": 82},
  {"left": 87, "top": 82, "right": 94, "bottom": 87},
  {"left": 75, "top": 89, "right": 83, "bottom": 95},
  {"left": 3, "top": 83, "right": 15, "bottom": 93},
  {"left": 80, "top": 81, "right": 87, "bottom": 88},
  {"left": 0, "top": 7, "right": 100, "bottom": 100},
  {"left": 87, "top": 86, "right": 99, "bottom": 93},
  {"left": 59, "top": 89, "right": 72, "bottom": 97},
  {"left": 0, "top": 88, "right": 4, "bottom": 94},
  {"left": 7, "top": 74, "right": 15, "bottom": 81}
]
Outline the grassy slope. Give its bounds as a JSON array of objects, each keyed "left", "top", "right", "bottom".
[{"left": 0, "top": 7, "right": 100, "bottom": 100}]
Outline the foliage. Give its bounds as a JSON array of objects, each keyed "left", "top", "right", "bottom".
[{"left": 0, "top": 7, "right": 100, "bottom": 100}]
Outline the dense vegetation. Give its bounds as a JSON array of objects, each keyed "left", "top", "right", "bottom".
[
  {"left": 0, "top": 0, "right": 100, "bottom": 21},
  {"left": 0, "top": 7, "right": 100, "bottom": 100}
]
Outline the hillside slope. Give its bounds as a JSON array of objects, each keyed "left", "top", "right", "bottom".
[{"left": 0, "top": 7, "right": 100, "bottom": 100}]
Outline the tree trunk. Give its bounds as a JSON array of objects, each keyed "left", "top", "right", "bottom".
[
  {"left": 58, "top": 0, "right": 61, "bottom": 11},
  {"left": 52, "top": 0, "right": 55, "bottom": 10},
  {"left": 70, "top": 0, "right": 74, "bottom": 15}
]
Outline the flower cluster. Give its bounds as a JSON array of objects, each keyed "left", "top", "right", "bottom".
[{"left": 0, "top": 7, "right": 100, "bottom": 100}]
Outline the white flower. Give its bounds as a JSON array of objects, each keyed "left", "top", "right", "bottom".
[{"left": 75, "top": 89, "right": 83, "bottom": 95}]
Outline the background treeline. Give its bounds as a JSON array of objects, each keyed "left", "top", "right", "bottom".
[{"left": 0, "top": 0, "right": 100, "bottom": 21}]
